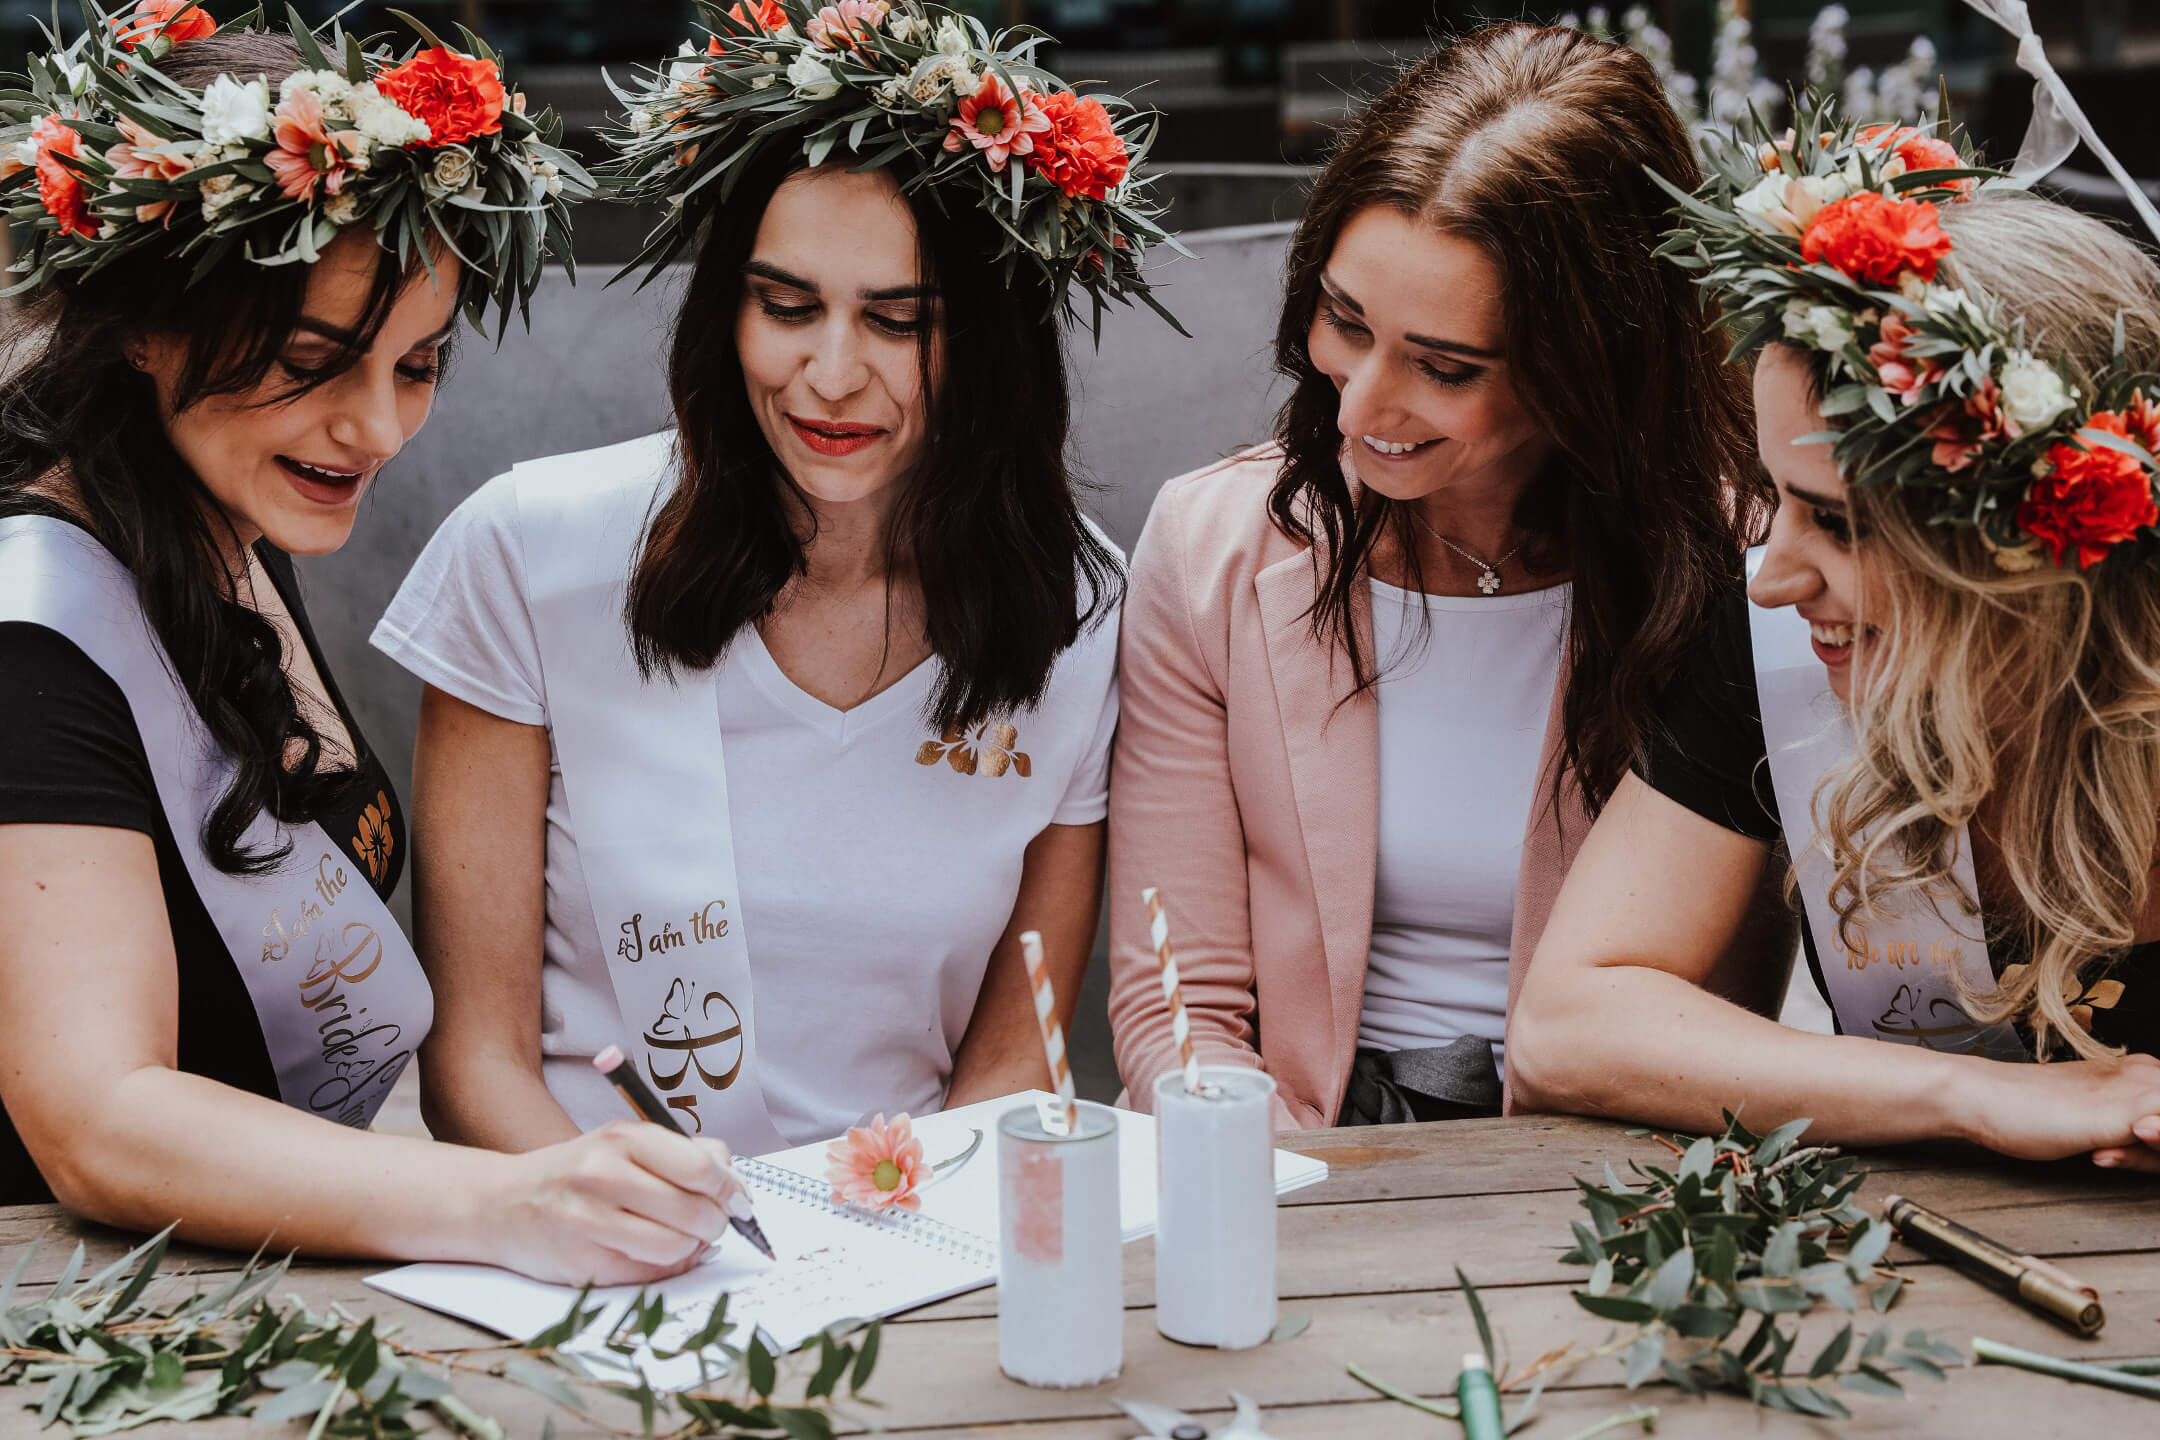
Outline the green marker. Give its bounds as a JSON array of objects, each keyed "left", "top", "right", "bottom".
[{"left": 1456, "top": 1352, "right": 1504, "bottom": 1440}]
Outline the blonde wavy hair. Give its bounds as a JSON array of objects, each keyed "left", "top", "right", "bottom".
[{"left": 1819, "top": 190, "right": 2160, "bottom": 1060}]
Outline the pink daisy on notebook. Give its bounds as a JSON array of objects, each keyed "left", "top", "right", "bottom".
[{"left": 825, "top": 1112, "right": 927, "bottom": 1212}]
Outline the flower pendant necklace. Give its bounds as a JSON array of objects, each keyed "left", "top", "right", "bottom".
[{"left": 1411, "top": 510, "right": 1524, "bottom": 596}]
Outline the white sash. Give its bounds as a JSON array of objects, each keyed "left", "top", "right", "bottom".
[
  {"left": 0, "top": 516, "right": 433, "bottom": 1124},
  {"left": 513, "top": 439, "right": 789, "bottom": 1154},
  {"left": 1745, "top": 548, "right": 2025, "bottom": 1060}
]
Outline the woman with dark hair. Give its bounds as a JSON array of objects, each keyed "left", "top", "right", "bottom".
[
  {"left": 0, "top": 8, "right": 753, "bottom": 1279},
  {"left": 1106, "top": 21, "right": 1793, "bottom": 1128},
  {"left": 374, "top": 3, "right": 1175, "bottom": 1157}
]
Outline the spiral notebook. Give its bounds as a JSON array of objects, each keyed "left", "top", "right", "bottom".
[{"left": 366, "top": 1091, "right": 1329, "bottom": 1383}]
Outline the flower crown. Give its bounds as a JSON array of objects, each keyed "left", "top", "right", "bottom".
[
  {"left": 0, "top": 2, "right": 592, "bottom": 334},
  {"left": 600, "top": 0, "right": 1183, "bottom": 333},
  {"left": 1652, "top": 93, "right": 2160, "bottom": 572}
]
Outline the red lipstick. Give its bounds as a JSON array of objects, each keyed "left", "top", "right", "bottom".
[{"left": 787, "top": 415, "right": 886, "bottom": 457}]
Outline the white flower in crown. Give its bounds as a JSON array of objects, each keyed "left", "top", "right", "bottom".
[
  {"left": 1921, "top": 284, "right": 1985, "bottom": 325},
  {"left": 199, "top": 75, "right": 272, "bottom": 147},
  {"left": 534, "top": 156, "right": 563, "bottom": 195},
  {"left": 669, "top": 41, "right": 714, "bottom": 91},
  {"left": 350, "top": 82, "right": 430, "bottom": 148},
  {"left": 424, "top": 144, "right": 476, "bottom": 197},
  {"left": 787, "top": 49, "right": 843, "bottom": 100},
  {"left": 59, "top": 59, "right": 91, "bottom": 96},
  {"left": 281, "top": 68, "right": 354, "bottom": 121},
  {"left": 323, "top": 189, "right": 361, "bottom": 225},
  {"left": 888, "top": 13, "right": 923, "bottom": 42},
  {"left": 932, "top": 15, "right": 970, "bottom": 55},
  {"left": 1734, "top": 173, "right": 1800, "bottom": 236},
  {"left": 1998, "top": 353, "right": 2076, "bottom": 429},
  {"left": 1783, "top": 299, "right": 1854, "bottom": 354},
  {"left": 198, "top": 171, "right": 253, "bottom": 223},
  {"left": 0, "top": 137, "right": 36, "bottom": 179},
  {"left": 629, "top": 106, "right": 657, "bottom": 134}
]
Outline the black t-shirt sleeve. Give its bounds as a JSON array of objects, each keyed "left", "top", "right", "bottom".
[
  {"left": 0, "top": 621, "right": 160, "bottom": 833},
  {"left": 1635, "top": 587, "right": 1783, "bottom": 844}
]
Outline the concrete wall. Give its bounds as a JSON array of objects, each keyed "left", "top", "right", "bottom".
[{"left": 296, "top": 221, "right": 1296, "bottom": 1101}]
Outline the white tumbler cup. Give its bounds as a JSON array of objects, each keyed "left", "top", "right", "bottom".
[
  {"left": 1153, "top": 1066, "right": 1278, "bottom": 1348},
  {"left": 996, "top": 1100, "right": 1123, "bottom": 1386}
]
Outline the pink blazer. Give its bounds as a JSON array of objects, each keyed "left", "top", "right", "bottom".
[
  {"left": 1106, "top": 448, "right": 1587, "bottom": 1127},
  {"left": 1106, "top": 448, "right": 1791, "bottom": 1127}
]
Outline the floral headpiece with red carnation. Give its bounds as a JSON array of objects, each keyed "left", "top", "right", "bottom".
[
  {"left": 0, "top": 2, "right": 593, "bottom": 334},
  {"left": 1653, "top": 92, "right": 2160, "bottom": 572},
  {"left": 600, "top": 0, "right": 1183, "bottom": 333}
]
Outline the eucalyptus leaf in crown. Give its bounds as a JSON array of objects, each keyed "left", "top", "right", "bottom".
[
  {"left": 0, "top": 0, "right": 593, "bottom": 334},
  {"left": 599, "top": 0, "right": 1186, "bottom": 334},
  {"left": 1651, "top": 91, "right": 2160, "bottom": 572}
]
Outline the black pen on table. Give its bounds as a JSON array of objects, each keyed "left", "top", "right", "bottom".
[{"left": 591, "top": 1045, "right": 776, "bottom": 1260}]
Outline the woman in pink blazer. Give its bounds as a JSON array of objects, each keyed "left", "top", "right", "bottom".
[{"left": 1107, "top": 23, "right": 1793, "bottom": 1128}]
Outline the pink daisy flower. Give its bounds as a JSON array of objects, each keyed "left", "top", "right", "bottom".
[
  {"left": 824, "top": 1112, "right": 927, "bottom": 1212},
  {"left": 942, "top": 73, "right": 1050, "bottom": 173},
  {"left": 265, "top": 85, "right": 366, "bottom": 203}
]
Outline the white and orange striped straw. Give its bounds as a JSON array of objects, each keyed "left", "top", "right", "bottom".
[
  {"left": 1018, "top": 930, "right": 1078, "bottom": 1135},
  {"left": 1142, "top": 887, "right": 1203, "bottom": 1096}
]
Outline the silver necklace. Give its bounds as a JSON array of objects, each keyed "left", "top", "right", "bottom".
[{"left": 1410, "top": 510, "right": 1524, "bottom": 596}]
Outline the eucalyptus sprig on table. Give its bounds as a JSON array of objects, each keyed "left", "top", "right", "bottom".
[
  {"left": 1554, "top": 1112, "right": 1961, "bottom": 1419},
  {"left": 0, "top": 1227, "right": 880, "bottom": 1439}
]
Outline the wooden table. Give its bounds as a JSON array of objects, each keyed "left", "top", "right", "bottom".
[{"left": 5, "top": 1115, "right": 2158, "bottom": 1437}]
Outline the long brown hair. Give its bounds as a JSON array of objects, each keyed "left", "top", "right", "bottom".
[{"left": 1268, "top": 22, "right": 1764, "bottom": 815}]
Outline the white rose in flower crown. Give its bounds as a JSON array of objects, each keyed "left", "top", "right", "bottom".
[
  {"left": 425, "top": 144, "right": 477, "bottom": 197},
  {"left": 1783, "top": 300, "right": 1854, "bottom": 355},
  {"left": 350, "top": 82, "right": 430, "bottom": 148},
  {"left": 199, "top": 75, "right": 272, "bottom": 147},
  {"left": 787, "top": 49, "right": 843, "bottom": 100},
  {"left": 932, "top": 15, "right": 969, "bottom": 55},
  {"left": 1998, "top": 353, "right": 2076, "bottom": 429},
  {"left": 888, "top": 14, "right": 922, "bottom": 42},
  {"left": 670, "top": 41, "right": 708, "bottom": 89},
  {"left": 1734, "top": 174, "right": 1801, "bottom": 236}
]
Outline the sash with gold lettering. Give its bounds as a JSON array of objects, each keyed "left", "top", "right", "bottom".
[
  {"left": 514, "top": 435, "right": 790, "bottom": 1154},
  {"left": 1746, "top": 548, "right": 2026, "bottom": 1059},
  {"left": 0, "top": 515, "right": 432, "bottom": 1123}
]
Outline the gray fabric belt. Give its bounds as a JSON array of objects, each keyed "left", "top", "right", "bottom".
[{"left": 1340, "top": 1036, "right": 1504, "bottom": 1126}]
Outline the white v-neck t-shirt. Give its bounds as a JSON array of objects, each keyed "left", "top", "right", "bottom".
[
  {"left": 1356, "top": 576, "right": 1571, "bottom": 1072},
  {"left": 372, "top": 435, "right": 1120, "bottom": 1145}
]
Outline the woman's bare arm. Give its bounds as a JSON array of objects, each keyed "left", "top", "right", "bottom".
[
  {"left": 409, "top": 683, "right": 581, "bottom": 1150},
  {"left": 1509, "top": 773, "right": 2160, "bottom": 1168}
]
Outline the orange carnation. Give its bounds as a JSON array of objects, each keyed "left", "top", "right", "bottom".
[
  {"left": 375, "top": 46, "right": 505, "bottom": 148},
  {"left": 32, "top": 115, "right": 95, "bottom": 240},
  {"left": 112, "top": 0, "right": 215, "bottom": 52},
  {"left": 1800, "top": 190, "right": 1955, "bottom": 287},
  {"left": 1857, "top": 123, "right": 1972, "bottom": 196},
  {"left": 2017, "top": 412, "right": 2159, "bottom": 568},
  {"left": 1025, "top": 91, "right": 1129, "bottom": 201}
]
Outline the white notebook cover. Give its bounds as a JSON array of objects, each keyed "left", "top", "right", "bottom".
[{"left": 365, "top": 1090, "right": 1329, "bottom": 1381}]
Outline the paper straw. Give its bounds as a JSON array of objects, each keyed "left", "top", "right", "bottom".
[
  {"left": 1142, "top": 887, "right": 1202, "bottom": 1096},
  {"left": 1019, "top": 930, "right": 1078, "bottom": 1135}
]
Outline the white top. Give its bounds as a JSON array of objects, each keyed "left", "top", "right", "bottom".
[
  {"left": 371, "top": 434, "right": 1121, "bottom": 1145},
  {"left": 1355, "top": 576, "right": 1572, "bottom": 1071}
]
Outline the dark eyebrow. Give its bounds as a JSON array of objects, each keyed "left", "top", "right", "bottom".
[
  {"left": 292, "top": 317, "right": 458, "bottom": 349},
  {"left": 744, "top": 260, "right": 930, "bottom": 304},
  {"left": 1319, "top": 271, "right": 1501, "bottom": 360},
  {"left": 1783, "top": 482, "right": 1846, "bottom": 510}
]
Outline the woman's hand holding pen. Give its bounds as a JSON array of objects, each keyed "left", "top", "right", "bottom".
[{"left": 480, "top": 1122, "right": 753, "bottom": 1287}]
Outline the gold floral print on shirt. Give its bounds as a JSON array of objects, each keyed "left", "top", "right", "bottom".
[
  {"left": 1999, "top": 962, "right": 2126, "bottom": 1034},
  {"left": 914, "top": 721, "right": 1032, "bottom": 777},
  {"left": 354, "top": 790, "right": 395, "bottom": 883}
]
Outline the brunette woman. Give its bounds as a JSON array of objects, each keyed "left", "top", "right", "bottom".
[
  {"left": 0, "top": 14, "right": 750, "bottom": 1279},
  {"left": 1511, "top": 110, "right": 2160, "bottom": 1168},
  {"left": 374, "top": 5, "right": 1176, "bottom": 1156},
  {"left": 1106, "top": 22, "right": 1793, "bottom": 1128}
]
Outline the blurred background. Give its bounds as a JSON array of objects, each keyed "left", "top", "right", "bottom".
[{"left": 12, "top": 1, "right": 2149, "bottom": 1130}]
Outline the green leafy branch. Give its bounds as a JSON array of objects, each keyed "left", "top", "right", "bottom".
[
  {"left": 1552, "top": 1113, "right": 1960, "bottom": 1419},
  {"left": 0, "top": 1228, "right": 880, "bottom": 1439}
]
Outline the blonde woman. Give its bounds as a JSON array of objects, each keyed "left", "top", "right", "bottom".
[{"left": 1510, "top": 104, "right": 2160, "bottom": 1169}]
